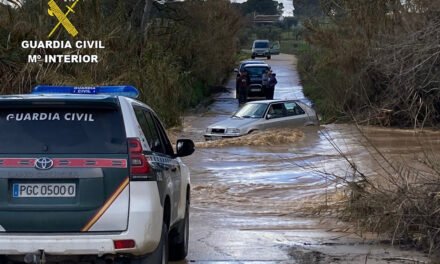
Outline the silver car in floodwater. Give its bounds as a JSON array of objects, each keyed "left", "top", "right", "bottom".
[{"left": 204, "top": 100, "right": 319, "bottom": 140}]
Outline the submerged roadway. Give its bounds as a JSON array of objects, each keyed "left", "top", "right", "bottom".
[{"left": 173, "top": 54, "right": 433, "bottom": 264}]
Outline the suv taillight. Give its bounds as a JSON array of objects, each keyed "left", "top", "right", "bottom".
[{"left": 128, "top": 138, "right": 150, "bottom": 175}]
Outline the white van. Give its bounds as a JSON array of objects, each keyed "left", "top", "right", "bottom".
[{"left": 251, "top": 40, "right": 271, "bottom": 59}]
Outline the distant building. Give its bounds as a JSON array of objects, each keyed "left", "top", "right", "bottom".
[{"left": 253, "top": 13, "right": 283, "bottom": 25}]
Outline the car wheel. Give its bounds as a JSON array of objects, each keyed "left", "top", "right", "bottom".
[
  {"left": 169, "top": 199, "right": 189, "bottom": 261},
  {"left": 251, "top": 56, "right": 255, "bottom": 59},
  {"left": 130, "top": 223, "right": 169, "bottom": 264},
  {"left": 267, "top": 56, "right": 271, "bottom": 60}
]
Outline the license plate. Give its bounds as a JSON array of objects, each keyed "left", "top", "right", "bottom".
[
  {"left": 12, "top": 183, "right": 76, "bottom": 198},
  {"left": 251, "top": 88, "right": 261, "bottom": 92}
]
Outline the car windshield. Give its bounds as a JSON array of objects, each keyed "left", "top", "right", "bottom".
[
  {"left": 233, "top": 103, "right": 268, "bottom": 118},
  {"left": 245, "top": 66, "right": 269, "bottom": 76},
  {"left": 254, "top": 42, "right": 269, "bottom": 48}
]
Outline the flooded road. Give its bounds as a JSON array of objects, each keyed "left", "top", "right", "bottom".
[{"left": 172, "top": 54, "right": 438, "bottom": 263}]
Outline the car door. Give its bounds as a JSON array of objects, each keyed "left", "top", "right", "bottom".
[
  {"left": 150, "top": 113, "right": 181, "bottom": 223},
  {"left": 135, "top": 108, "right": 181, "bottom": 223},
  {"left": 0, "top": 102, "right": 130, "bottom": 233},
  {"left": 258, "top": 102, "right": 290, "bottom": 129},
  {"left": 133, "top": 107, "right": 176, "bottom": 217},
  {"left": 259, "top": 102, "right": 308, "bottom": 130},
  {"left": 283, "top": 101, "right": 309, "bottom": 127},
  {"left": 270, "top": 41, "right": 280, "bottom": 55}
]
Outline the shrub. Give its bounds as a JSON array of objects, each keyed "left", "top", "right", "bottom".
[
  {"left": 297, "top": 0, "right": 440, "bottom": 128},
  {"left": 0, "top": 0, "right": 243, "bottom": 127}
]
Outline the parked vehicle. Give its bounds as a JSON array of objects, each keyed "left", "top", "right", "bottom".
[
  {"left": 234, "top": 60, "right": 269, "bottom": 99},
  {"left": 204, "top": 99, "right": 319, "bottom": 140},
  {"left": 239, "top": 64, "right": 272, "bottom": 102},
  {"left": 0, "top": 85, "right": 194, "bottom": 264},
  {"left": 234, "top": 60, "right": 267, "bottom": 74},
  {"left": 251, "top": 40, "right": 271, "bottom": 59}
]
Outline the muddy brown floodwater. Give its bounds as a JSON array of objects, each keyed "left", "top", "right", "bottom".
[{"left": 171, "top": 54, "right": 439, "bottom": 264}]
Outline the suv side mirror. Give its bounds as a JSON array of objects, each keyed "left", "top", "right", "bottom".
[
  {"left": 266, "top": 114, "right": 273, "bottom": 120},
  {"left": 176, "top": 139, "right": 195, "bottom": 157}
]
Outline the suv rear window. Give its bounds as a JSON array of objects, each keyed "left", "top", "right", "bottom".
[
  {"left": 0, "top": 107, "right": 126, "bottom": 154},
  {"left": 245, "top": 66, "right": 270, "bottom": 76}
]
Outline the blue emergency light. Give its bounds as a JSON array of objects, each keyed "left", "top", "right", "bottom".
[{"left": 32, "top": 85, "right": 140, "bottom": 98}]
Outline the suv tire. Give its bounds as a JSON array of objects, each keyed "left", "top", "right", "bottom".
[
  {"left": 267, "top": 56, "right": 271, "bottom": 60},
  {"left": 131, "top": 223, "right": 169, "bottom": 264},
  {"left": 169, "top": 199, "right": 189, "bottom": 261}
]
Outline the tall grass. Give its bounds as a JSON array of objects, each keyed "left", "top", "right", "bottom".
[
  {"left": 319, "top": 126, "right": 440, "bottom": 257},
  {"left": 0, "top": 0, "right": 243, "bottom": 127},
  {"left": 297, "top": 0, "right": 440, "bottom": 128}
]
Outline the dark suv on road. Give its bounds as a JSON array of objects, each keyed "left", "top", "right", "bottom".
[
  {"left": 234, "top": 60, "right": 269, "bottom": 98},
  {"left": 242, "top": 64, "right": 272, "bottom": 101}
]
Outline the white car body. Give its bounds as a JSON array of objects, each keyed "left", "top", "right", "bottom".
[{"left": 204, "top": 100, "right": 319, "bottom": 139}]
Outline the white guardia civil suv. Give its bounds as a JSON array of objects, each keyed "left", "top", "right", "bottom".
[{"left": 0, "top": 85, "right": 194, "bottom": 264}]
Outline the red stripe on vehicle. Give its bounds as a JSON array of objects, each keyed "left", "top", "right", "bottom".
[
  {"left": 0, "top": 158, "right": 127, "bottom": 168},
  {"left": 0, "top": 159, "right": 35, "bottom": 168},
  {"left": 53, "top": 159, "right": 127, "bottom": 168}
]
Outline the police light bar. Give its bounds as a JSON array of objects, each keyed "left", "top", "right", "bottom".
[{"left": 32, "top": 85, "right": 140, "bottom": 98}]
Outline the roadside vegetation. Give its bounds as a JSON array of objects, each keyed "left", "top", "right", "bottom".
[
  {"left": 295, "top": 0, "right": 440, "bottom": 128},
  {"left": 0, "top": 0, "right": 242, "bottom": 127},
  {"left": 318, "top": 127, "right": 440, "bottom": 258},
  {"left": 291, "top": 0, "right": 440, "bottom": 258}
]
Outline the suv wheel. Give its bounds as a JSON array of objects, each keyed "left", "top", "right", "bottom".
[
  {"left": 157, "top": 223, "right": 169, "bottom": 264},
  {"left": 130, "top": 223, "right": 169, "bottom": 264},
  {"left": 169, "top": 199, "right": 189, "bottom": 261},
  {"left": 267, "top": 56, "right": 271, "bottom": 60}
]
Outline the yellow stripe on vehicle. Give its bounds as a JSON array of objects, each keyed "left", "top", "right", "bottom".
[{"left": 81, "top": 177, "right": 129, "bottom": 232}]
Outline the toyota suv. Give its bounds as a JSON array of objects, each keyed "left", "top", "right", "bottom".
[
  {"left": 243, "top": 64, "right": 272, "bottom": 101},
  {"left": 0, "top": 85, "right": 194, "bottom": 264}
]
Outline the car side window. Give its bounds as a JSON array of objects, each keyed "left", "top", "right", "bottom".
[
  {"left": 267, "top": 103, "right": 286, "bottom": 119},
  {"left": 284, "top": 102, "right": 305, "bottom": 116},
  {"left": 151, "top": 115, "right": 175, "bottom": 157},
  {"left": 134, "top": 107, "right": 165, "bottom": 154},
  {"left": 134, "top": 107, "right": 153, "bottom": 146},
  {"left": 142, "top": 111, "right": 167, "bottom": 155}
]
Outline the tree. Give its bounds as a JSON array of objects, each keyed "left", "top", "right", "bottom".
[
  {"left": 293, "top": 0, "right": 323, "bottom": 18},
  {"left": 241, "top": 0, "right": 282, "bottom": 15}
]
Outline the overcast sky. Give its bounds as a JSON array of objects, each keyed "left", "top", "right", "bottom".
[{"left": 231, "top": 0, "right": 294, "bottom": 17}]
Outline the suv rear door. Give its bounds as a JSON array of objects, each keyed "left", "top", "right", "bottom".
[
  {"left": 133, "top": 107, "right": 180, "bottom": 223},
  {"left": 0, "top": 98, "right": 130, "bottom": 232}
]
